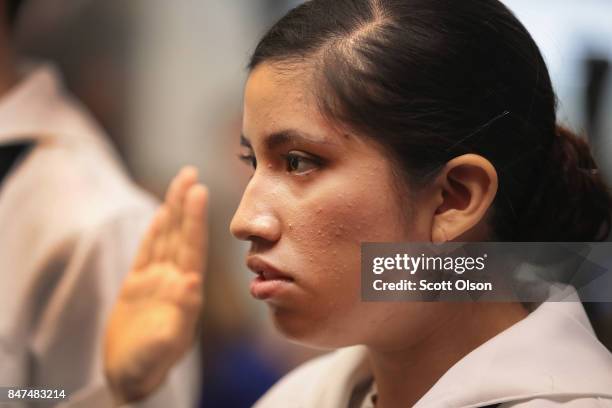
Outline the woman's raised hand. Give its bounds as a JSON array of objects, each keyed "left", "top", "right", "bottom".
[{"left": 104, "top": 166, "right": 208, "bottom": 403}]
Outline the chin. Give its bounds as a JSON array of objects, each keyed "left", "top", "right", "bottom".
[{"left": 269, "top": 305, "right": 358, "bottom": 350}]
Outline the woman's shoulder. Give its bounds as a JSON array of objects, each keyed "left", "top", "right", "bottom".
[{"left": 253, "top": 346, "right": 369, "bottom": 408}]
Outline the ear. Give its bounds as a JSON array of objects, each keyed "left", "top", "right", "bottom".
[{"left": 431, "top": 154, "right": 498, "bottom": 243}]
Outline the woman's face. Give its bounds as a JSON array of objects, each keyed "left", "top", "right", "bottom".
[{"left": 230, "top": 63, "right": 437, "bottom": 349}]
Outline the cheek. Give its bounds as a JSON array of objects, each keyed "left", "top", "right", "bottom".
[
  {"left": 293, "top": 167, "right": 411, "bottom": 282},
  {"left": 277, "top": 171, "right": 410, "bottom": 339},
  {"left": 290, "top": 172, "right": 409, "bottom": 249}
]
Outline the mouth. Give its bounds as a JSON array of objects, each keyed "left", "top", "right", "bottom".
[{"left": 246, "top": 256, "right": 294, "bottom": 299}]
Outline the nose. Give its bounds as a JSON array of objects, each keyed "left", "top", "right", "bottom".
[{"left": 230, "top": 178, "right": 282, "bottom": 244}]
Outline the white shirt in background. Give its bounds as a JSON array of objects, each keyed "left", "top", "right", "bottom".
[{"left": 0, "top": 64, "right": 199, "bottom": 408}]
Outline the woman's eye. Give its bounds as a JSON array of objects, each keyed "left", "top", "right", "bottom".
[
  {"left": 237, "top": 153, "right": 257, "bottom": 169},
  {"left": 284, "top": 152, "right": 320, "bottom": 175}
]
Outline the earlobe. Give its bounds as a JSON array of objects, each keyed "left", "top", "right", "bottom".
[
  {"left": 431, "top": 223, "right": 448, "bottom": 244},
  {"left": 430, "top": 154, "right": 498, "bottom": 242}
]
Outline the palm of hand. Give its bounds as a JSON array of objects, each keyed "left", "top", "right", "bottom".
[{"left": 104, "top": 167, "right": 208, "bottom": 403}]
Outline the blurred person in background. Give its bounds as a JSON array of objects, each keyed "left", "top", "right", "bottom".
[
  {"left": 0, "top": 0, "right": 198, "bottom": 406},
  {"left": 96, "top": 0, "right": 611, "bottom": 407}
]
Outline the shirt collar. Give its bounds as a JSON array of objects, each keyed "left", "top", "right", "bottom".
[
  {"left": 0, "top": 63, "right": 64, "bottom": 145},
  {"left": 414, "top": 291, "right": 612, "bottom": 407},
  {"left": 326, "top": 289, "right": 612, "bottom": 408}
]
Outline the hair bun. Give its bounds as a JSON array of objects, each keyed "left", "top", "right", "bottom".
[
  {"left": 519, "top": 125, "right": 612, "bottom": 241},
  {"left": 553, "top": 125, "right": 599, "bottom": 177}
]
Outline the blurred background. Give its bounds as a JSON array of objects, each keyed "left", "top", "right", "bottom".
[{"left": 10, "top": 0, "right": 612, "bottom": 407}]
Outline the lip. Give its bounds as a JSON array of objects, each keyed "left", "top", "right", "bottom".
[{"left": 246, "top": 256, "right": 294, "bottom": 300}]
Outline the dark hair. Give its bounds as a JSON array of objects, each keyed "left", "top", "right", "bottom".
[
  {"left": 248, "top": 0, "right": 612, "bottom": 242},
  {"left": 5, "top": 0, "right": 25, "bottom": 27}
]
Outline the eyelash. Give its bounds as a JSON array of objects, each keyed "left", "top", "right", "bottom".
[
  {"left": 237, "top": 153, "right": 257, "bottom": 169},
  {"left": 282, "top": 152, "right": 321, "bottom": 174},
  {"left": 237, "top": 152, "right": 322, "bottom": 175}
]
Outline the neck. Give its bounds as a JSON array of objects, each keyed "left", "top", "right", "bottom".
[{"left": 367, "top": 302, "right": 528, "bottom": 408}]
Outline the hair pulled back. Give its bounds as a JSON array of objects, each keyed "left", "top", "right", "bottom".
[{"left": 249, "top": 0, "right": 612, "bottom": 241}]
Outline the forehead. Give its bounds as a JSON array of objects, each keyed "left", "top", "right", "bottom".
[
  {"left": 245, "top": 63, "right": 313, "bottom": 108},
  {"left": 241, "top": 62, "right": 391, "bottom": 162},
  {"left": 243, "top": 63, "right": 328, "bottom": 138}
]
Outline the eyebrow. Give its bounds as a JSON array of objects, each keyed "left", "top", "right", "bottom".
[{"left": 240, "top": 129, "right": 336, "bottom": 150}]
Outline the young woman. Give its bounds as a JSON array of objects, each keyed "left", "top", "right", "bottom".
[{"left": 102, "top": 0, "right": 612, "bottom": 407}]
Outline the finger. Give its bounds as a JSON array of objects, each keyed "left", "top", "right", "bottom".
[
  {"left": 132, "top": 205, "right": 168, "bottom": 270},
  {"left": 178, "top": 184, "right": 208, "bottom": 272},
  {"left": 166, "top": 167, "right": 198, "bottom": 261},
  {"left": 166, "top": 166, "right": 198, "bottom": 227},
  {"left": 178, "top": 184, "right": 208, "bottom": 273},
  {"left": 152, "top": 205, "right": 171, "bottom": 262}
]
